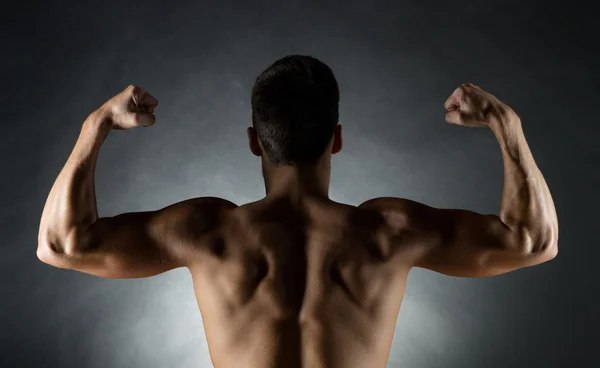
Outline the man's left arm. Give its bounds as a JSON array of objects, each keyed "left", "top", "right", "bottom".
[{"left": 37, "top": 85, "right": 198, "bottom": 278}]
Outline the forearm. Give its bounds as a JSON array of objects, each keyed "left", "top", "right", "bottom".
[
  {"left": 490, "top": 114, "right": 558, "bottom": 253},
  {"left": 38, "top": 109, "right": 111, "bottom": 255}
]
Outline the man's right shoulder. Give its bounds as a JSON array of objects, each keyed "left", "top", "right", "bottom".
[
  {"left": 358, "top": 197, "right": 412, "bottom": 213},
  {"left": 184, "top": 196, "right": 239, "bottom": 210},
  {"left": 357, "top": 197, "right": 420, "bottom": 232}
]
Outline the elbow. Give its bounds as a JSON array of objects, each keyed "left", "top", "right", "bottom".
[
  {"left": 36, "top": 235, "right": 68, "bottom": 265},
  {"left": 37, "top": 240, "right": 81, "bottom": 268},
  {"left": 36, "top": 230, "right": 78, "bottom": 265},
  {"left": 513, "top": 223, "right": 558, "bottom": 262},
  {"left": 540, "top": 228, "right": 559, "bottom": 261},
  {"left": 528, "top": 225, "right": 559, "bottom": 262},
  {"left": 36, "top": 243, "right": 55, "bottom": 264},
  {"left": 36, "top": 237, "right": 61, "bottom": 265},
  {"left": 539, "top": 223, "right": 559, "bottom": 261},
  {"left": 534, "top": 239, "right": 558, "bottom": 265},
  {"left": 546, "top": 241, "right": 558, "bottom": 260},
  {"left": 37, "top": 230, "right": 57, "bottom": 264}
]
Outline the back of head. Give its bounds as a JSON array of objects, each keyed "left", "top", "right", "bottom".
[{"left": 251, "top": 55, "right": 340, "bottom": 166}]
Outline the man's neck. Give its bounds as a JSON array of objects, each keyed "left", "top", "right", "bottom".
[{"left": 261, "top": 160, "right": 331, "bottom": 202}]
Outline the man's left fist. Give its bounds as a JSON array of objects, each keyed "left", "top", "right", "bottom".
[{"left": 98, "top": 85, "right": 159, "bottom": 130}]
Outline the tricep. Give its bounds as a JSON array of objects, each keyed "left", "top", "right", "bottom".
[{"left": 360, "top": 197, "right": 557, "bottom": 278}]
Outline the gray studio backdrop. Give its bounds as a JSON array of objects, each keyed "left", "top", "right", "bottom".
[{"left": 1, "top": 0, "right": 597, "bottom": 367}]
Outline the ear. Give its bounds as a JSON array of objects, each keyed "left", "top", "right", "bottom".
[
  {"left": 331, "top": 124, "right": 343, "bottom": 155},
  {"left": 247, "top": 127, "right": 262, "bottom": 157}
]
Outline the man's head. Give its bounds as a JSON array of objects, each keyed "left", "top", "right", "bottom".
[{"left": 248, "top": 55, "right": 342, "bottom": 167}]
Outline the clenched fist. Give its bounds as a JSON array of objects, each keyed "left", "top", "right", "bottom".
[
  {"left": 444, "top": 83, "right": 517, "bottom": 128},
  {"left": 98, "top": 85, "right": 159, "bottom": 130}
]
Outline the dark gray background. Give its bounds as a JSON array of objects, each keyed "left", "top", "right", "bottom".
[{"left": 1, "top": 0, "right": 597, "bottom": 367}]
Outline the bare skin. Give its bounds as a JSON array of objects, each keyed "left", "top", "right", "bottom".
[{"left": 37, "top": 83, "right": 558, "bottom": 368}]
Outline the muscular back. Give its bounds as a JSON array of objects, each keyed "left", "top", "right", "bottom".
[
  {"left": 37, "top": 83, "right": 558, "bottom": 368},
  {"left": 38, "top": 192, "right": 557, "bottom": 368},
  {"left": 187, "top": 197, "right": 411, "bottom": 368}
]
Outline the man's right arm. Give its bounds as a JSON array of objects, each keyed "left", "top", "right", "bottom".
[{"left": 361, "top": 84, "right": 558, "bottom": 277}]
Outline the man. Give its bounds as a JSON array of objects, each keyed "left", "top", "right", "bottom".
[{"left": 37, "top": 55, "right": 558, "bottom": 368}]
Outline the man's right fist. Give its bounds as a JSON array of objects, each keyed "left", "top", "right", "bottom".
[
  {"left": 98, "top": 85, "right": 159, "bottom": 130},
  {"left": 444, "top": 83, "right": 516, "bottom": 128}
]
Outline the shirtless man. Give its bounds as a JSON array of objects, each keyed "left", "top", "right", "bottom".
[{"left": 37, "top": 55, "right": 558, "bottom": 368}]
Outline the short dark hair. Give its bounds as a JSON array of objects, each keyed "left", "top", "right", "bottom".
[{"left": 251, "top": 55, "right": 339, "bottom": 166}]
